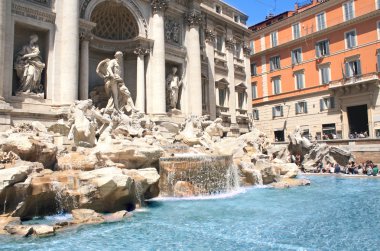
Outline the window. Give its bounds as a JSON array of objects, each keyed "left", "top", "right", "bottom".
[
  {"left": 270, "top": 31, "right": 278, "bottom": 47},
  {"left": 294, "top": 71, "right": 305, "bottom": 90},
  {"left": 237, "top": 92, "right": 245, "bottom": 109},
  {"left": 345, "top": 30, "right": 357, "bottom": 49},
  {"left": 272, "top": 77, "right": 281, "bottom": 95},
  {"left": 377, "top": 50, "right": 380, "bottom": 72},
  {"left": 216, "top": 34, "right": 223, "bottom": 51},
  {"left": 272, "top": 105, "right": 284, "bottom": 118},
  {"left": 319, "top": 64, "right": 331, "bottom": 84},
  {"left": 252, "top": 82, "right": 258, "bottom": 99},
  {"left": 378, "top": 0, "right": 380, "bottom": 10},
  {"left": 291, "top": 48, "right": 302, "bottom": 65},
  {"left": 345, "top": 59, "right": 361, "bottom": 77},
  {"left": 292, "top": 23, "right": 301, "bottom": 39},
  {"left": 253, "top": 109, "right": 259, "bottom": 120},
  {"left": 315, "top": 40, "right": 330, "bottom": 57},
  {"left": 320, "top": 97, "right": 335, "bottom": 111},
  {"left": 219, "top": 88, "right": 227, "bottom": 107},
  {"left": 234, "top": 15, "right": 240, "bottom": 23},
  {"left": 343, "top": 1, "right": 354, "bottom": 21},
  {"left": 269, "top": 56, "right": 281, "bottom": 71},
  {"left": 201, "top": 76, "right": 208, "bottom": 112},
  {"left": 316, "top": 12, "right": 326, "bottom": 31},
  {"left": 251, "top": 63, "right": 257, "bottom": 76},
  {"left": 249, "top": 40, "right": 254, "bottom": 55},
  {"left": 378, "top": 21, "right": 380, "bottom": 39},
  {"left": 215, "top": 5, "right": 221, "bottom": 14},
  {"left": 295, "top": 101, "right": 308, "bottom": 114},
  {"left": 235, "top": 43, "right": 241, "bottom": 58}
]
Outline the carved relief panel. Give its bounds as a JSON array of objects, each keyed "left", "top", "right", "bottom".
[{"left": 165, "top": 16, "right": 181, "bottom": 45}]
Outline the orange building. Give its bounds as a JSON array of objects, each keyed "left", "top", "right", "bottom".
[{"left": 249, "top": 0, "right": 380, "bottom": 142}]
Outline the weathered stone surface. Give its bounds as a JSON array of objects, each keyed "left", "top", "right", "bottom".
[
  {"left": 271, "top": 178, "right": 311, "bottom": 189},
  {"left": 104, "top": 210, "right": 133, "bottom": 222},
  {"left": 123, "top": 168, "right": 160, "bottom": 200},
  {"left": 173, "top": 181, "right": 198, "bottom": 197},
  {"left": 31, "top": 225, "right": 55, "bottom": 237},
  {"left": 254, "top": 160, "right": 281, "bottom": 185},
  {"left": 0, "top": 133, "right": 57, "bottom": 168},
  {"left": 71, "top": 209, "right": 105, "bottom": 224},
  {"left": 238, "top": 162, "right": 263, "bottom": 186},
  {"left": 4, "top": 225, "right": 33, "bottom": 237},
  {"left": 48, "top": 121, "right": 71, "bottom": 136},
  {"left": 0, "top": 216, "right": 21, "bottom": 235}
]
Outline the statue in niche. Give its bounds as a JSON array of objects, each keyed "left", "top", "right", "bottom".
[
  {"left": 166, "top": 66, "right": 183, "bottom": 110},
  {"left": 96, "top": 51, "right": 137, "bottom": 115},
  {"left": 14, "top": 34, "right": 46, "bottom": 94}
]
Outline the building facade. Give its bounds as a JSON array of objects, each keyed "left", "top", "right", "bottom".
[
  {"left": 250, "top": 0, "right": 380, "bottom": 141},
  {"left": 0, "top": 0, "right": 252, "bottom": 135}
]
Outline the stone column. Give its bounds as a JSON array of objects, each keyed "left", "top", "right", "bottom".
[
  {"left": 134, "top": 47, "right": 150, "bottom": 112},
  {"left": 54, "top": 0, "right": 80, "bottom": 104},
  {"left": 226, "top": 37, "right": 236, "bottom": 124},
  {"left": 205, "top": 29, "right": 217, "bottom": 120},
  {"left": 184, "top": 10, "right": 203, "bottom": 116},
  {"left": 148, "top": 0, "right": 167, "bottom": 114},
  {"left": 79, "top": 32, "right": 92, "bottom": 100}
]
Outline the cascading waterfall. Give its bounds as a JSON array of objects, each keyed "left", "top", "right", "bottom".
[
  {"left": 159, "top": 154, "right": 240, "bottom": 197},
  {"left": 51, "top": 181, "right": 66, "bottom": 214}
]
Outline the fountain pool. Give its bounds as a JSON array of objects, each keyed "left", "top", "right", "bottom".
[{"left": 1, "top": 175, "right": 380, "bottom": 251}]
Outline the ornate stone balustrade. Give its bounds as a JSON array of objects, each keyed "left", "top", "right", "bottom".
[{"left": 329, "top": 72, "right": 380, "bottom": 89}]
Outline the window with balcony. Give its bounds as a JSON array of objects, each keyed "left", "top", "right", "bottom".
[
  {"left": 316, "top": 12, "right": 326, "bottom": 31},
  {"left": 269, "top": 56, "right": 281, "bottom": 71},
  {"left": 320, "top": 97, "right": 335, "bottom": 111},
  {"left": 216, "top": 34, "right": 223, "bottom": 51},
  {"left": 294, "top": 71, "right": 305, "bottom": 90},
  {"left": 345, "top": 30, "right": 357, "bottom": 49},
  {"left": 345, "top": 59, "right": 362, "bottom": 77},
  {"left": 319, "top": 64, "right": 331, "bottom": 84},
  {"left": 272, "top": 77, "right": 281, "bottom": 95},
  {"left": 252, "top": 82, "right": 258, "bottom": 99},
  {"left": 253, "top": 109, "right": 259, "bottom": 120},
  {"left": 291, "top": 48, "right": 302, "bottom": 65},
  {"left": 292, "top": 23, "right": 301, "bottom": 39},
  {"left": 295, "top": 101, "right": 308, "bottom": 114},
  {"left": 272, "top": 105, "right": 284, "bottom": 118},
  {"left": 270, "top": 31, "right": 278, "bottom": 47},
  {"left": 343, "top": 0, "right": 355, "bottom": 21},
  {"left": 315, "top": 40, "right": 330, "bottom": 57},
  {"left": 251, "top": 63, "right": 257, "bottom": 76}
]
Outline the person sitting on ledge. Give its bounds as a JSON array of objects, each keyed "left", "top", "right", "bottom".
[
  {"left": 334, "top": 163, "right": 341, "bottom": 174},
  {"left": 373, "top": 165, "right": 379, "bottom": 176}
]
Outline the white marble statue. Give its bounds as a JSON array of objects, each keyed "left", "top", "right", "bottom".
[
  {"left": 14, "top": 34, "right": 46, "bottom": 94},
  {"left": 166, "top": 67, "right": 182, "bottom": 110},
  {"left": 96, "top": 51, "right": 137, "bottom": 114}
]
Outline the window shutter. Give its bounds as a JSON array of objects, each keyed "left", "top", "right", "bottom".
[
  {"left": 377, "top": 53, "right": 380, "bottom": 72},
  {"left": 320, "top": 99, "right": 324, "bottom": 111},
  {"left": 270, "top": 59, "right": 274, "bottom": 71},
  {"left": 330, "top": 97, "right": 335, "bottom": 109},
  {"left": 326, "top": 41, "right": 330, "bottom": 55},
  {"left": 357, "top": 60, "right": 362, "bottom": 75},
  {"left": 257, "top": 110, "right": 260, "bottom": 120},
  {"left": 304, "top": 102, "right": 308, "bottom": 113},
  {"left": 291, "top": 51, "right": 295, "bottom": 64},
  {"left": 280, "top": 106, "right": 284, "bottom": 117},
  {"left": 315, "top": 43, "right": 320, "bottom": 57},
  {"left": 345, "top": 62, "right": 350, "bottom": 77},
  {"left": 272, "top": 107, "right": 275, "bottom": 118},
  {"left": 344, "top": 3, "right": 349, "bottom": 21}
]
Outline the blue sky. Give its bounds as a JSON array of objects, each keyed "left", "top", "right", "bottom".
[{"left": 223, "top": 0, "right": 296, "bottom": 26}]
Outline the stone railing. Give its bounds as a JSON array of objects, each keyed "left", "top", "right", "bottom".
[
  {"left": 329, "top": 72, "right": 380, "bottom": 89},
  {"left": 216, "top": 106, "right": 230, "bottom": 118}
]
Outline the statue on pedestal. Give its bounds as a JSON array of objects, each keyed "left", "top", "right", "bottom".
[
  {"left": 14, "top": 34, "right": 46, "bottom": 94},
  {"left": 96, "top": 51, "right": 137, "bottom": 115},
  {"left": 166, "top": 66, "right": 183, "bottom": 111}
]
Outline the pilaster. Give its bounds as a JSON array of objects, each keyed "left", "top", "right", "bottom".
[
  {"left": 134, "top": 47, "right": 150, "bottom": 112},
  {"left": 226, "top": 36, "right": 236, "bottom": 124},
  {"left": 205, "top": 29, "right": 217, "bottom": 119}
]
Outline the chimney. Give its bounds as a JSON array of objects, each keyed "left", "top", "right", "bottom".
[{"left": 295, "top": 3, "right": 299, "bottom": 11}]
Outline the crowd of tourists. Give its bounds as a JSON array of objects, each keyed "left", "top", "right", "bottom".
[{"left": 315, "top": 160, "right": 379, "bottom": 176}]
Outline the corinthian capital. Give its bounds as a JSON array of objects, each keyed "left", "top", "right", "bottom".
[
  {"left": 204, "top": 29, "right": 216, "bottom": 43},
  {"left": 151, "top": 0, "right": 168, "bottom": 14},
  {"left": 225, "top": 38, "right": 236, "bottom": 51},
  {"left": 184, "top": 11, "right": 203, "bottom": 27},
  {"left": 134, "top": 47, "right": 150, "bottom": 56}
]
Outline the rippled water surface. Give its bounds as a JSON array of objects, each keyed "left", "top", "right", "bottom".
[{"left": 1, "top": 176, "right": 380, "bottom": 251}]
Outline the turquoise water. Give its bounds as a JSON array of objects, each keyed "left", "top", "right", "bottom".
[{"left": 1, "top": 176, "right": 380, "bottom": 251}]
